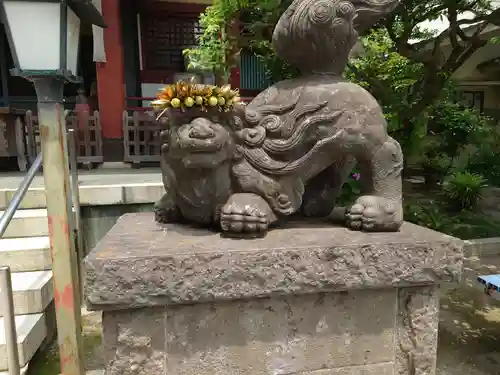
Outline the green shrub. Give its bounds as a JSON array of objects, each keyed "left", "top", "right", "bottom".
[
  {"left": 338, "top": 170, "right": 361, "bottom": 205},
  {"left": 467, "top": 146, "right": 500, "bottom": 187},
  {"left": 427, "top": 101, "right": 490, "bottom": 159},
  {"left": 404, "top": 202, "right": 461, "bottom": 234},
  {"left": 455, "top": 211, "right": 500, "bottom": 239},
  {"left": 421, "top": 152, "right": 453, "bottom": 188},
  {"left": 444, "top": 171, "right": 487, "bottom": 210},
  {"left": 404, "top": 201, "right": 500, "bottom": 239}
]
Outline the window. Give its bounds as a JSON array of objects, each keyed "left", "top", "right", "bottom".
[
  {"left": 457, "top": 91, "right": 484, "bottom": 113},
  {"left": 142, "top": 14, "right": 203, "bottom": 71}
]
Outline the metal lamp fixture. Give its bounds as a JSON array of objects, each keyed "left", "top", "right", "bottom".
[{"left": 0, "top": 0, "right": 106, "bottom": 82}]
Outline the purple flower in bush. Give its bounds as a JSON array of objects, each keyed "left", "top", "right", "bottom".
[{"left": 351, "top": 172, "right": 361, "bottom": 181}]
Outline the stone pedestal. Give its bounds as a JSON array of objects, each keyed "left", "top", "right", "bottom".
[{"left": 84, "top": 213, "right": 463, "bottom": 375}]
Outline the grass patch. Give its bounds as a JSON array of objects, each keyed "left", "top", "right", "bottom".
[{"left": 28, "top": 312, "right": 102, "bottom": 375}]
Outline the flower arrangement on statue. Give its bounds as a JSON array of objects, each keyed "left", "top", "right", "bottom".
[{"left": 151, "top": 81, "right": 241, "bottom": 118}]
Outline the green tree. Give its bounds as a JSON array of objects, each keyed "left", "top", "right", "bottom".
[
  {"left": 347, "top": 29, "right": 492, "bottom": 173},
  {"left": 344, "top": 28, "right": 425, "bottom": 153},
  {"left": 183, "top": 0, "right": 245, "bottom": 84},
  {"left": 377, "top": 0, "right": 500, "bottom": 139},
  {"left": 187, "top": 0, "right": 500, "bottom": 149}
]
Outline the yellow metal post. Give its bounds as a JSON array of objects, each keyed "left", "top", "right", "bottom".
[{"left": 34, "top": 77, "right": 84, "bottom": 375}]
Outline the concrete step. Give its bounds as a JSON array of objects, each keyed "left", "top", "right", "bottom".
[
  {"left": 0, "top": 209, "right": 48, "bottom": 238},
  {"left": 0, "top": 313, "right": 47, "bottom": 371},
  {"left": 0, "top": 271, "right": 53, "bottom": 317},
  {"left": 0, "top": 236, "right": 51, "bottom": 272},
  {"left": 0, "top": 364, "right": 28, "bottom": 375}
]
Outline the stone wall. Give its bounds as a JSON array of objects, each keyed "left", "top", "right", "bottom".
[{"left": 101, "top": 287, "right": 438, "bottom": 375}]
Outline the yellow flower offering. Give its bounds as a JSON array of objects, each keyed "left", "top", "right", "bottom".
[
  {"left": 184, "top": 97, "right": 195, "bottom": 107},
  {"left": 152, "top": 81, "right": 241, "bottom": 112},
  {"left": 170, "top": 98, "right": 181, "bottom": 108},
  {"left": 208, "top": 96, "right": 219, "bottom": 107}
]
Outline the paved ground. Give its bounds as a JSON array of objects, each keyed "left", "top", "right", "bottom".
[
  {"left": 437, "top": 257, "right": 500, "bottom": 375},
  {"left": 436, "top": 250, "right": 500, "bottom": 374},
  {"left": 27, "top": 252, "right": 500, "bottom": 375}
]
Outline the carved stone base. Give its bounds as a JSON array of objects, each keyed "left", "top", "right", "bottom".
[{"left": 84, "top": 213, "right": 463, "bottom": 375}]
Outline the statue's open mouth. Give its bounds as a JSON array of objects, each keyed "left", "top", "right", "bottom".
[
  {"left": 177, "top": 139, "right": 225, "bottom": 153},
  {"left": 176, "top": 124, "right": 230, "bottom": 154},
  {"left": 179, "top": 145, "right": 231, "bottom": 169}
]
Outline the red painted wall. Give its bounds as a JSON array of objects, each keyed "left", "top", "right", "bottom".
[
  {"left": 96, "top": 0, "right": 125, "bottom": 139},
  {"left": 230, "top": 67, "right": 240, "bottom": 89}
]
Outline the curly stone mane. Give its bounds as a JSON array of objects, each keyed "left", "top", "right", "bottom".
[{"left": 272, "top": 0, "right": 399, "bottom": 74}]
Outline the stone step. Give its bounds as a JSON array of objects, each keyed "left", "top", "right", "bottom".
[
  {"left": 0, "top": 209, "right": 48, "bottom": 238},
  {"left": 0, "top": 236, "right": 51, "bottom": 272},
  {"left": 0, "top": 271, "right": 53, "bottom": 317},
  {"left": 0, "top": 364, "right": 28, "bottom": 375},
  {"left": 0, "top": 313, "right": 47, "bottom": 371},
  {"left": 0, "top": 182, "right": 164, "bottom": 210}
]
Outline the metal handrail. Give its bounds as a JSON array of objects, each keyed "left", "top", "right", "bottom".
[
  {"left": 67, "top": 128, "right": 84, "bottom": 296},
  {"left": 0, "top": 126, "right": 81, "bottom": 375},
  {"left": 0, "top": 153, "right": 43, "bottom": 238},
  {"left": 0, "top": 153, "right": 42, "bottom": 375},
  {"left": 0, "top": 266, "right": 20, "bottom": 375}
]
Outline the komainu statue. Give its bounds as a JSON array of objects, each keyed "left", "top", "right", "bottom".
[{"left": 154, "top": 0, "right": 403, "bottom": 237}]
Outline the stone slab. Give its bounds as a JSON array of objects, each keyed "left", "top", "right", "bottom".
[
  {"left": 0, "top": 236, "right": 51, "bottom": 272},
  {"left": 464, "top": 237, "right": 500, "bottom": 258},
  {"left": 0, "top": 182, "right": 163, "bottom": 209},
  {"left": 84, "top": 213, "right": 463, "bottom": 311},
  {"left": 101, "top": 290, "right": 399, "bottom": 375},
  {"left": 0, "top": 313, "right": 47, "bottom": 371},
  {"left": 7, "top": 270, "right": 53, "bottom": 316},
  {"left": 99, "top": 287, "right": 440, "bottom": 375},
  {"left": 0, "top": 209, "right": 48, "bottom": 238}
]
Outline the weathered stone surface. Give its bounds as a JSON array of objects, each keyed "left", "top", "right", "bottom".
[
  {"left": 396, "top": 286, "right": 439, "bottom": 375},
  {"left": 102, "top": 308, "right": 166, "bottom": 375},
  {"left": 165, "top": 290, "right": 395, "bottom": 374},
  {"left": 99, "top": 290, "right": 399, "bottom": 375},
  {"left": 295, "top": 363, "right": 394, "bottom": 375},
  {"left": 84, "top": 213, "right": 463, "bottom": 311},
  {"left": 98, "top": 287, "right": 443, "bottom": 375}
]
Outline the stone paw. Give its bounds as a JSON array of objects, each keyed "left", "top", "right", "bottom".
[
  {"left": 153, "top": 197, "right": 180, "bottom": 223},
  {"left": 346, "top": 195, "right": 402, "bottom": 232},
  {"left": 220, "top": 204, "right": 269, "bottom": 235},
  {"left": 154, "top": 206, "right": 179, "bottom": 224}
]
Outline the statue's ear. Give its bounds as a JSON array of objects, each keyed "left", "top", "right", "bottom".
[{"left": 351, "top": 0, "right": 400, "bottom": 34}]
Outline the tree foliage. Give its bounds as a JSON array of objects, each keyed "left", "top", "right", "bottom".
[
  {"left": 187, "top": 0, "right": 500, "bottom": 91},
  {"left": 378, "top": 0, "right": 500, "bottom": 123},
  {"left": 345, "top": 29, "right": 424, "bottom": 133},
  {"left": 186, "top": 0, "right": 500, "bottom": 158},
  {"left": 182, "top": 0, "right": 245, "bottom": 83}
]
